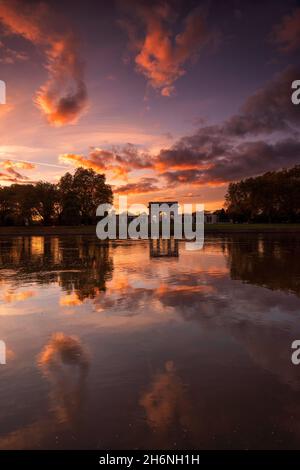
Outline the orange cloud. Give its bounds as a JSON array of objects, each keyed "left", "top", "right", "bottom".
[
  {"left": 0, "top": 0, "right": 88, "bottom": 126},
  {"left": 59, "top": 144, "right": 152, "bottom": 180},
  {"left": 0, "top": 159, "right": 35, "bottom": 171},
  {"left": 123, "top": 3, "right": 212, "bottom": 96},
  {"left": 154, "top": 161, "right": 213, "bottom": 172},
  {"left": 59, "top": 152, "right": 106, "bottom": 173},
  {"left": 59, "top": 151, "right": 128, "bottom": 179},
  {"left": 0, "top": 159, "right": 35, "bottom": 183}
]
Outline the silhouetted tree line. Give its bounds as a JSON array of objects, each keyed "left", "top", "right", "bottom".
[
  {"left": 225, "top": 165, "right": 300, "bottom": 223},
  {"left": 0, "top": 167, "right": 113, "bottom": 226}
]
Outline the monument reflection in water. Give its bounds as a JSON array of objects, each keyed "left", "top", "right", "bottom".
[{"left": 149, "top": 238, "right": 179, "bottom": 258}]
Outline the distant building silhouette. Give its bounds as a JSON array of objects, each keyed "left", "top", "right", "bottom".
[{"left": 204, "top": 211, "right": 218, "bottom": 224}]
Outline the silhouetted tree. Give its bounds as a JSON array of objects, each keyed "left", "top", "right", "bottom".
[
  {"left": 0, "top": 167, "right": 113, "bottom": 226},
  {"left": 0, "top": 184, "right": 36, "bottom": 225},
  {"left": 34, "top": 182, "right": 58, "bottom": 225},
  {"left": 225, "top": 166, "right": 300, "bottom": 223},
  {"left": 214, "top": 208, "right": 228, "bottom": 222},
  {"left": 58, "top": 168, "right": 113, "bottom": 225},
  {"left": 0, "top": 186, "right": 16, "bottom": 225}
]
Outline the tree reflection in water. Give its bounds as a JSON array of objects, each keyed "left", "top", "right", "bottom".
[
  {"left": 224, "top": 233, "right": 300, "bottom": 296},
  {"left": 0, "top": 236, "right": 113, "bottom": 301}
]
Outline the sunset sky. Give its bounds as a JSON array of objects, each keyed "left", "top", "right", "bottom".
[{"left": 0, "top": 0, "right": 299, "bottom": 209}]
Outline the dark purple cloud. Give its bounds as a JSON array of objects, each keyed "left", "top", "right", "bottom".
[
  {"left": 161, "top": 139, "right": 300, "bottom": 185},
  {"left": 155, "top": 66, "right": 300, "bottom": 186},
  {"left": 272, "top": 7, "right": 300, "bottom": 53}
]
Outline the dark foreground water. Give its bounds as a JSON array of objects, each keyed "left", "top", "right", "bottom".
[{"left": 0, "top": 234, "right": 300, "bottom": 449}]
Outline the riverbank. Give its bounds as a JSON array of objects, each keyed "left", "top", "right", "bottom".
[{"left": 1, "top": 223, "right": 300, "bottom": 236}]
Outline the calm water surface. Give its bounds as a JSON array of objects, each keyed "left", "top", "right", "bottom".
[{"left": 1, "top": 234, "right": 300, "bottom": 449}]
